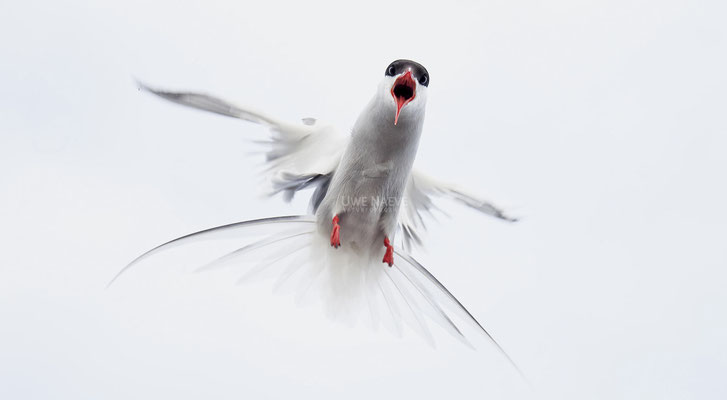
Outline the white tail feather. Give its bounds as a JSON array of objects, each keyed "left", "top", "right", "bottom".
[{"left": 111, "top": 214, "right": 525, "bottom": 379}]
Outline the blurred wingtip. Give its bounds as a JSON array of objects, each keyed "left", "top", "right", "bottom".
[{"left": 131, "top": 76, "right": 157, "bottom": 95}]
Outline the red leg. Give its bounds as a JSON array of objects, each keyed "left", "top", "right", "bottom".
[
  {"left": 382, "top": 236, "right": 394, "bottom": 267},
  {"left": 330, "top": 215, "right": 341, "bottom": 248}
]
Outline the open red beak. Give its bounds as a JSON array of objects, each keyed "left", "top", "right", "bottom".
[{"left": 391, "top": 71, "right": 416, "bottom": 125}]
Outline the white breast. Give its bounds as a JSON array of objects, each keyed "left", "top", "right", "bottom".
[{"left": 314, "top": 94, "right": 425, "bottom": 256}]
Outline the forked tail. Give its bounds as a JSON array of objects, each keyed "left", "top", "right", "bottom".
[{"left": 109, "top": 215, "right": 526, "bottom": 380}]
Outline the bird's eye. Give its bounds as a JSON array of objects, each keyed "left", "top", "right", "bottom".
[
  {"left": 386, "top": 65, "right": 396, "bottom": 76},
  {"left": 419, "top": 74, "right": 428, "bottom": 86}
]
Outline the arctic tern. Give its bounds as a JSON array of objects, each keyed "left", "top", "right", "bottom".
[{"left": 112, "top": 59, "right": 522, "bottom": 375}]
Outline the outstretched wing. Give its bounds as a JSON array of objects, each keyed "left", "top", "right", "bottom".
[
  {"left": 138, "top": 82, "right": 347, "bottom": 208},
  {"left": 398, "top": 170, "right": 517, "bottom": 250}
]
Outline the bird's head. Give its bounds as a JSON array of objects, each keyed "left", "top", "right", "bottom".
[{"left": 378, "top": 59, "right": 429, "bottom": 126}]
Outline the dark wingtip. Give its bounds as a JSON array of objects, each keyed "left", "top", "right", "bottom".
[
  {"left": 131, "top": 76, "right": 148, "bottom": 92},
  {"left": 132, "top": 78, "right": 166, "bottom": 99}
]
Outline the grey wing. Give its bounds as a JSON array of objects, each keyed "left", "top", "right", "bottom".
[
  {"left": 398, "top": 170, "right": 517, "bottom": 250},
  {"left": 137, "top": 82, "right": 348, "bottom": 206},
  {"left": 138, "top": 83, "right": 276, "bottom": 124}
]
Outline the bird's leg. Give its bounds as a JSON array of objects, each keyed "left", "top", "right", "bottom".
[
  {"left": 330, "top": 215, "right": 341, "bottom": 248},
  {"left": 382, "top": 237, "right": 394, "bottom": 267}
]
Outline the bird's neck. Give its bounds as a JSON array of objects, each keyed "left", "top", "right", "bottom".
[
  {"left": 344, "top": 96, "right": 425, "bottom": 187},
  {"left": 353, "top": 95, "right": 425, "bottom": 148}
]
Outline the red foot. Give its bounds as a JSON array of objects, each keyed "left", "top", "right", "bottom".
[
  {"left": 330, "top": 215, "right": 341, "bottom": 248},
  {"left": 382, "top": 237, "right": 394, "bottom": 267}
]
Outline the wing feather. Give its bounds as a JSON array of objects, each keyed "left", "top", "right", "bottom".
[
  {"left": 137, "top": 82, "right": 347, "bottom": 206},
  {"left": 398, "top": 170, "right": 517, "bottom": 250}
]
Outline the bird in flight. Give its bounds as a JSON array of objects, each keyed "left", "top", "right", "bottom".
[{"left": 112, "top": 59, "right": 522, "bottom": 376}]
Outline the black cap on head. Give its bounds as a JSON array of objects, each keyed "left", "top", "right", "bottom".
[{"left": 385, "top": 59, "right": 429, "bottom": 87}]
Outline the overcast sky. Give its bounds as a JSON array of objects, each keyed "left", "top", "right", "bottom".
[{"left": 1, "top": 0, "right": 726, "bottom": 399}]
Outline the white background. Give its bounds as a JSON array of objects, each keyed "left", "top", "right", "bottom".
[{"left": 1, "top": 0, "right": 726, "bottom": 398}]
